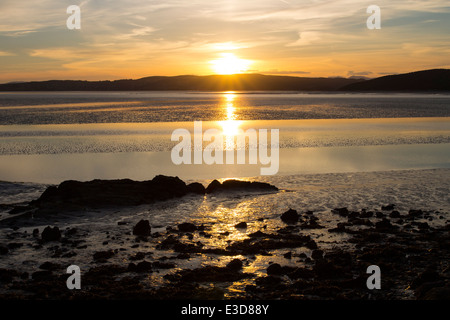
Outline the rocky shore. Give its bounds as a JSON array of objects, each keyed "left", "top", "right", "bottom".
[
  {"left": 5, "top": 176, "right": 277, "bottom": 219},
  {"left": 0, "top": 177, "right": 449, "bottom": 300}
]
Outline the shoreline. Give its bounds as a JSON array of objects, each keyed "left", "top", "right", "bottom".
[
  {"left": 0, "top": 170, "right": 449, "bottom": 300},
  {"left": 0, "top": 202, "right": 448, "bottom": 300}
]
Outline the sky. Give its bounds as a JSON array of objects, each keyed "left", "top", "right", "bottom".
[{"left": 0, "top": 0, "right": 449, "bottom": 82}]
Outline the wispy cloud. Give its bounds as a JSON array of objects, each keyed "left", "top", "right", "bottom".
[
  {"left": 0, "top": 0, "right": 449, "bottom": 81},
  {"left": 264, "top": 70, "right": 311, "bottom": 75},
  {"left": 0, "top": 51, "right": 14, "bottom": 56}
]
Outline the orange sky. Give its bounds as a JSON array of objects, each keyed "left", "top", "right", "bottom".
[{"left": 0, "top": 0, "right": 449, "bottom": 82}]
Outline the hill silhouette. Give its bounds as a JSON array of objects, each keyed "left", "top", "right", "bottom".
[
  {"left": 0, "top": 69, "right": 449, "bottom": 92},
  {"left": 340, "top": 69, "right": 450, "bottom": 92},
  {"left": 0, "top": 74, "right": 360, "bottom": 91}
]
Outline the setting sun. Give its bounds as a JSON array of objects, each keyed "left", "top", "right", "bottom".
[{"left": 210, "top": 53, "right": 252, "bottom": 75}]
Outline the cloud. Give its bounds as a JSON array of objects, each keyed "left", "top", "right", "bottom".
[
  {"left": 1, "top": 0, "right": 450, "bottom": 81},
  {"left": 0, "top": 51, "right": 14, "bottom": 56},
  {"left": 347, "top": 70, "right": 373, "bottom": 79},
  {"left": 265, "top": 70, "right": 311, "bottom": 75},
  {"left": 2, "top": 30, "right": 37, "bottom": 37},
  {"left": 286, "top": 31, "right": 322, "bottom": 47},
  {"left": 347, "top": 71, "right": 373, "bottom": 76},
  {"left": 116, "top": 25, "right": 157, "bottom": 39}
]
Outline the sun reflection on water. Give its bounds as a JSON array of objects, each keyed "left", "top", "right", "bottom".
[{"left": 218, "top": 92, "right": 243, "bottom": 151}]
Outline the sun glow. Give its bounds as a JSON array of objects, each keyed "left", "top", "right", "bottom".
[
  {"left": 210, "top": 53, "right": 251, "bottom": 75},
  {"left": 219, "top": 93, "right": 243, "bottom": 151}
]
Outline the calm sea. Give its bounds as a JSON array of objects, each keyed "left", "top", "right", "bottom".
[
  {"left": 1, "top": 91, "right": 450, "bottom": 124},
  {"left": 0, "top": 91, "right": 449, "bottom": 183}
]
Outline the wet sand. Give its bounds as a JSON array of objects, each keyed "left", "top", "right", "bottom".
[{"left": 0, "top": 171, "right": 449, "bottom": 300}]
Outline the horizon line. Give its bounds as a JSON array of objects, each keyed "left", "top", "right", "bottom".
[{"left": 3, "top": 68, "right": 450, "bottom": 85}]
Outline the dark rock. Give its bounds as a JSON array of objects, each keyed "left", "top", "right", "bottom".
[
  {"left": 254, "top": 275, "right": 283, "bottom": 287},
  {"left": 381, "top": 204, "right": 395, "bottom": 211},
  {"left": 153, "top": 261, "right": 175, "bottom": 269},
  {"left": 84, "top": 265, "right": 128, "bottom": 281},
  {"left": 173, "top": 241, "right": 204, "bottom": 253},
  {"left": 25, "top": 176, "right": 277, "bottom": 214},
  {"left": 331, "top": 207, "right": 349, "bottom": 217},
  {"left": 129, "top": 252, "right": 146, "bottom": 261},
  {"left": 32, "top": 228, "right": 39, "bottom": 236},
  {"left": 199, "top": 231, "right": 211, "bottom": 238},
  {"left": 0, "top": 268, "right": 23, "bottom": 282},
  {"left": 226, "top": 233, "right": 313, "bottom": 255},
  {"left": 351, "top": 231, "right": 382, "bottom": 243},
  {"left": 245, "top": 285, "right": 257, "bottom": 292},
  {"left": 410, "top": 270, "right": 443, "bottom": 289},
  {"left": 300, "top": 220, "right": 325, "bottom": 229},
  {"left": 389, "top": 211, "right": 401, "bottom": 218},
  {"left": 7, "top": 242, "right": 23, "bottom": 249},
  {"left": 205, "top": 180, "right": 221, "bottom": 193},
  {"left": 8, "top": 205, "right": 30, "bottom": 215},
  {"left": 283, "top": 251, "right": 292, "bottom": 259},
  {"left": 158, "top": 235, "right": 180, "bottom": 249},
  {"left": 226, "top": 259, "right": 243, "bottom": 271},
  {"left": 206, "top": 179, "right": 278, "bottom": 194},
  {"left": 128, "top": 261, "right": 153, "bottom": 273},
  {"left": 31, "top": 175, "right": 191, "bottom": 210},
  {"left": 165, "top": 265, "right": 252, "bottom": 283},
  {"left": 187, "top": 182, "right": 206, "bottom": 194},
  {"left": 305, "top": 240, "right": 318, "bottom": 250},
  {"left": 349, "top": 218, "right": 373, "bottom": 226},
  {"left": 328, "top": 223, "right": 348, "bottom": 233},
  {"left": 267, "top": 263, "right": 298, "bottom": 277},
  {"left": 311, "top": 249, "right": 324, "bottom": 260},
  {"left": 248, "top": 231, "right": 269, "bottom": 238},
  {"left": 62, "top": 251, "right": 77, "bottom": 258},
  {"left": 281, "top": 209, "right": 299, "bottom": 223},
  {"left": 287, "top": 267, "right": 315, "bottom": 279},
  {"left": 176, "top": 253, "right": 190, "bottom": 259},
  {"left": 375, "top": 218, "right": 397, "bottom": 231},
  {"left": 178, "top": 222, "right": 197, "bottom": 232},
  {"left": 133, "top": 220, "right": 151, "bottom": 236},
  {"left": 358, "top": 245, "right": 405, "bottom": 263},
  {"left": 417, "top": 222, "right": 430, "bottom": 230},
  {"left": 348, "top": 211, "right": 360, "bottom": 219},
  {"left": 234, "top": 222, "right": 247, "bottom": 229},
  {"left": 0, "top": 246, "right": 8, "bottom": 255},
  {"left": 360, "top": 211, "right": 374, "bottom": 218},
  {"left": 325, "top": 250, "right": 353, "bottom": 268},
  {"left": 65, "top": 227, "right": 77, "bottom": 236},
  {"left": 39, "top": 262, "right": 61, "bottom": 271},
  {"left": 313, "top": 260, "right": 345, "bottom": 279},
  {"left": 266, "top": 263, "right": 283, "bottom": 276},
  {"left": 41, "top": 226, "right": 61, "bottom": 242},
  {"left": 408, "top": 209, "right": 424, "bottom": 218},
  {"left": 422, "top": 286, "right": 450, "bottom": 300},
  {"left": 31, "top": 270, "right": 53, "bottom": 281},
  {"left": 93, "top": 250, "right": 115, "bottom": 261}
]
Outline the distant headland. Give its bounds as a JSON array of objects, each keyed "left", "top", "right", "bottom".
[{"left": 0, "top": 69, "right": 449, "bottom": 92}]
